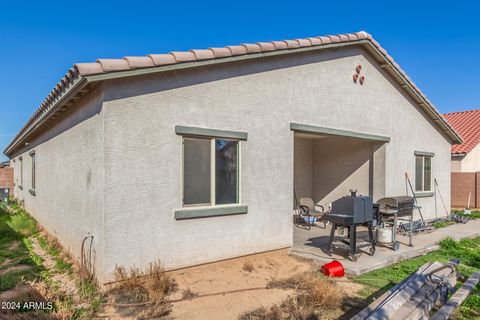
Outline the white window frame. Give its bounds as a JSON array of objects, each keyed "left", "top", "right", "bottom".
[
  {"left": 182, "top": 137, "right": 241, "bottom": 208},
  {"left": 415, "top": 155, "right": 432, "bottom": 192}
]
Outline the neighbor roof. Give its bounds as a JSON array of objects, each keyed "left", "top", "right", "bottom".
[
  {"left": 444, "top": 109, "right": 480, "bottom": 155},
  {"left": 4, "top": 31, "right": 462, "bottom": 157}
]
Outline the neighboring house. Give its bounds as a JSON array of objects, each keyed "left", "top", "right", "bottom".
[
  {"left": 444, "top": 109, "right": 480, "bottom": 208},
  {"left": 4, "top": 31, "right": 461, "bottom": 285},
  {"left": 0, "top": 161, "right": 13, "bottom": 201},
  {"left": 444, "top": 109, "right": 480, "bottom": 172}
]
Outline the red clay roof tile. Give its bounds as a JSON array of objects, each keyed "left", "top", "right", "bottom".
[
  {"left": 283, "top": 40, "right": 300, "bottom": 49},
  {"left": 241, "top": 43, "right": 262, "bottom": 53},
  {"left": 256, "top": 42, "right": 276, "bottom": 52},
  {"left": 170, "top": 51, "right": 196, "bottom": 63},
  {"left": 208, "top": 47, "right": 232, "bottom": 58},
  {"left": 74, "top": 62, "right": 104, "bottom": 75},
  {"left": 148, "top": 54, "right": 176, "bottom": 66},
  {"left": 307, "top": 37, "right": 322, "bottom": 45},
  {"left": 124, "top": 56, "right": 155, "bottom": 69},
  {"left": 190, "top": 49, "right": 215, "bottom": 60},
  {"left": 295, "top": 39, "right": 312, "bottom": 47},
  {"left": 225, "top": 45, "right": 247, "bottom": 56},
  {"left": 445, "top": 109, "right": 480, "bottom": 154},
  {"left": 270, "top": 41, "right": 288, "bottom": 50},
  {"left": 97, "top": 59, "right": 130, "bottom": 72},
  {"left": 317, "top": 36, "right": 332, "bottom": 44}
]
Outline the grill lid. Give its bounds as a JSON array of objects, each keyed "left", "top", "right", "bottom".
[{"left": 377, "top": 196, "right": 414, "bottom": 208}]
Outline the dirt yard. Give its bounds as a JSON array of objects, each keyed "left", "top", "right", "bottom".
[
  {"left": 98, "top": 249, "right": 365, "bottom": 320},
  {"left": 169, "top": 249, "right": 311, "bottom": 320}
]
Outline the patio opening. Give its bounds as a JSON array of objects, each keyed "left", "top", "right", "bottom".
[
  {"left": 294, "top": 131, "right": 386, "bottom": 210},
  {"left": 292, "top": 125, "right": 388, "bottom": 262}
]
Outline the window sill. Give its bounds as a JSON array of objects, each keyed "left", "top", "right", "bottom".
[
  {"left": 29, "top": 189, "right": 36, "bottom": 196},
  {"left": 414, "top": 191, "right": 434, "bottom": 198},
  {"left": 175, "top": 205, "right": 248, "bottom": 220},
  {"left": 18, "top": 185, "right": 23, "bottom": 190}
]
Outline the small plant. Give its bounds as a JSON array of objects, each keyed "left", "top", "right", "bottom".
[
  {"left": 110, "top": 260, "right": 176, "bottom": 319},
  {"left": 242, "top": 271, "right": 343, "bottom": 319},
  {"left": 243, "top": 260, "right": 254, "bottom": 272},
  {"left": 433, "top": 221, "right": 449, "bottom": 228}
]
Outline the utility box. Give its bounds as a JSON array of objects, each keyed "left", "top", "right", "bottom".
[{"left": 0, "top": 188, "right": 9, "bottom": 202}]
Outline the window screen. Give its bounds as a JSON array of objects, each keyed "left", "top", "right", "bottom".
[
  {"left": 215, "top": 140, "right": 238, "bottom": 205},
  {"left": 31, "top": 153, "right": 36, "bottom": 190},
  {"left": 415, "top": 155, "right": 432, "bottom": 192},
  {"left": 423, "top": 157, "right": 431, "bottom": 191},
  {"left": 415, "top": 156, "right": 423, "bottom": 191},
  {"left": 19, "top": 157, "right": 23, "bottom": 186},
  {"left": 183, "top": 138, "right": 211, "bottom": 205}
]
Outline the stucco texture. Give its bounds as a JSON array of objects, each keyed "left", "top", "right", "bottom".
[
  {"left": 12, "top": 45, "right": 452, "bottom": 283},
  {"left": 11, "top": 86, "right": 106, "bottom": 281}
]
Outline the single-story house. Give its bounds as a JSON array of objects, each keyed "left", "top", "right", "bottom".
[
  {"left": 4, "top": 31, "right": 462, "bottom": 284},
  {"left": 444, "top": 109, "right": 480, "bottom": 172}
]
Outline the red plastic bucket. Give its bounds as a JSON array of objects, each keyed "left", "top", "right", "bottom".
[{"left": 320, "top": 260, "right": 345, "bottom": 277}]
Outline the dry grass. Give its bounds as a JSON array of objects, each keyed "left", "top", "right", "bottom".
[
  {"left": 241, "top": 271, "right": 344, "bottom": 320},
  {"left": 110, "top": 260, "right": 176, "bottom": 319},
  {"left": 243, "top": 260, "right": 255, "bottom": 272}
]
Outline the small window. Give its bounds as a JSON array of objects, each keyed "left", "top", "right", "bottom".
[
  {"left": 183, "top": 137, "right": 239, "bottom": 207},
  {"left": 31, "top": 152, "right": 36, "bottom": 190},
  {"left": 415, "top": 155, "right": 432, "bottom": 192},
  {"left": 19, "top": 157, "right": 23, "bottom": 187}
]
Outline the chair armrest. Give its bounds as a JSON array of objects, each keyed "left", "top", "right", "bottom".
[{"left": 299, "top": 205, "right": 310, "bottom": 215}]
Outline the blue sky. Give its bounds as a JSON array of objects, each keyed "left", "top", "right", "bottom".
[{"left": 0, "top": 1, "right": 479, "bottom": 160}]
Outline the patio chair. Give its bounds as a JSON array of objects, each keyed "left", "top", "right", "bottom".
[{"left": 298, "top": 197, "right": 329, "bottom": 228}]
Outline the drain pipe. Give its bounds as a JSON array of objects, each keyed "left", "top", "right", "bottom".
[{"left": 81, "top": 233, "right": 94, "bottom": 278}]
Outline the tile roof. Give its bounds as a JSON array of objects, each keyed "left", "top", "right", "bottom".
[
  {"left": 4, "top": 31, "right": 462, "bottom": 157},
  {"left": 73, "top": 32, "right": 372, "bottom": 76},
  {"left": 444, "top": 109, "right": 480, "bottom": 154}
]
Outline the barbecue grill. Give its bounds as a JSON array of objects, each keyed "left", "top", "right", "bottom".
[
  {"left": 326, "top": 190, "right": 375, "bottom": 261},
  {"left": 328, "top": 190, "right": 373, "bottom": 225},
  {"left": 377, "top": 196, "right": 415, "bottom": 216},
  {"left": 376, "top": 195, "right": 415, "bottom": 250}
]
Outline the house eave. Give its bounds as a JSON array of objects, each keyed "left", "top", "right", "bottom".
[{"left": 4, "top": 76, "right": 89, "bottom": 157}]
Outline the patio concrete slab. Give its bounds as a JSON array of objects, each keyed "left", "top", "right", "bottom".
[{"left": 291, "top": 218, "right": 480, "bottom": 275}]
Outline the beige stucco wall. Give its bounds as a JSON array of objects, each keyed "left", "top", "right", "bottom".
[
  {"left": 99, "top": 45, "right": 452, "bottom": 280},
  {"left": 294, "top": 136, "right": 314, "bottom": 201},
  {"left": 312, "top": 136, "right": 378, "bottom": 205},
  {"left": 451, "top": 158, "right": 463, "bottom": 172},
  {"left": 9, "top": 45, "right": 453, "bottom": 283},
  {"left": 11, "top": 86, "right": 106, "bottom": 281},
  {"left": 452, "top": 144, "right": 480, "bottom": 172}
]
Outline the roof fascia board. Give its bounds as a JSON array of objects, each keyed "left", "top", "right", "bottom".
[
  {"left": 414, "top": 150, "right": 435, "bottom": 157},
  {"left": 290, "top": 122, "right": 391, "bottom": 142},
  {"left": 175, "top": 125, "right": 248, "bottom": 140}
]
